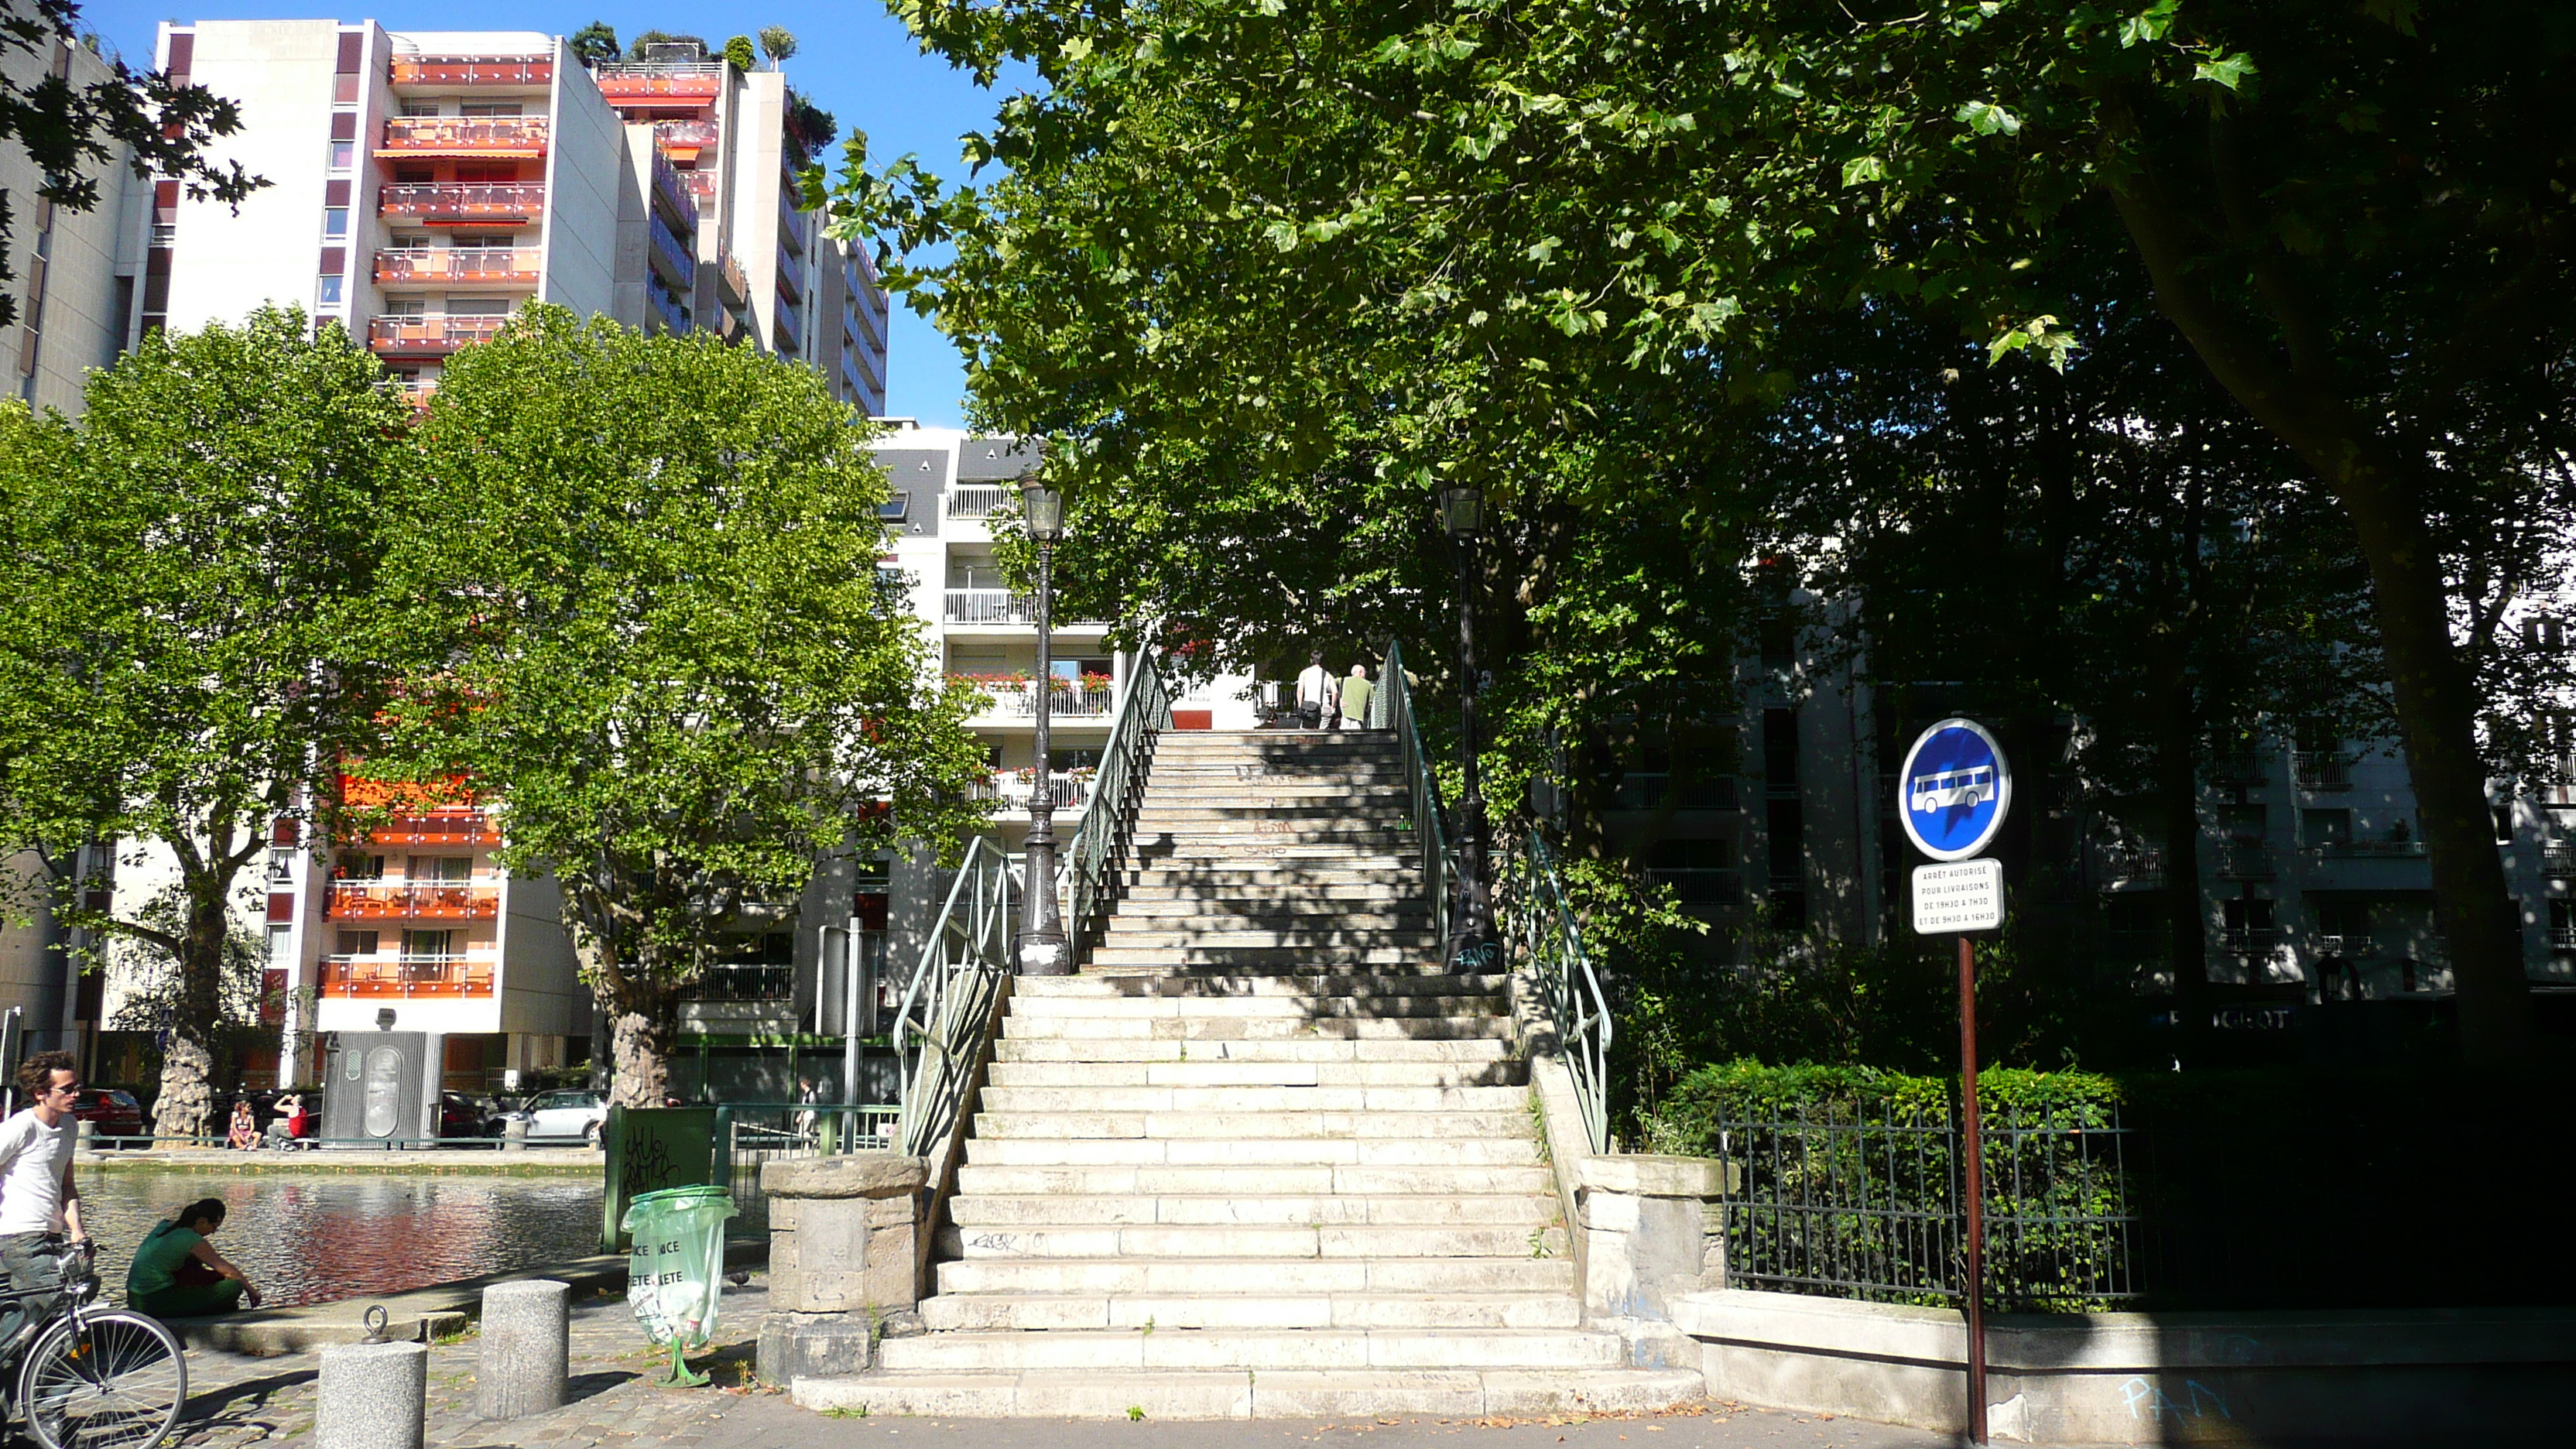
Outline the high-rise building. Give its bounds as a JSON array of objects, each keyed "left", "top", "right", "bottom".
[{"left": 138, "top": 20, "right": 887, "bottom": 412}]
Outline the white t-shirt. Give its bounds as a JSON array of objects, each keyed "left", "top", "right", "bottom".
[
  {"left": 0, "top": 1109, "right": 74, "bottom": 1235},
  {"left": 1296, "top": 664, "right": 1331, "bottom": 707}
]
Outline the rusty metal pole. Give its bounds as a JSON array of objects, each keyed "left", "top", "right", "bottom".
[{"left": 1958, "top": 931, "right": 1987, "bottom": 1445}]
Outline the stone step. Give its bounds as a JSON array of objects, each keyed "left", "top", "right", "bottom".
[
  {"left": 917, "top": 1290, "right": 1581, "bottom": 1332},
  {"left": 1020, "top": 971, "right": 1491, "bottom": 999},
  {"left": 992, "top": 1035, "right": 1515, "bottom": 1064},
  {"left": 953, "top": 1163, "right": 1556, "bottom": 1198},
  {"left": 872, "top": 1327, "right": 1619, "bottom": 1374},
  {"left": 793, "top": 1366, "right": 1705, "bottom": 1420},
  {"left": 1101, "top": 900, "right": 1430, "bottom": 922},
  {"left": 1000, "top": 1012, "right": 1500, "bottom": 1042},
  {"left": 987, "top": 1060, "right": 1523, "bottom": 1089},
  {"left": 946, "top": 1192, "right": 1553, "bottom": 1228},
  {"left": 1086, "top": 947, "right": 1444, "bottom": 971},
  {"left": 1124, "top": 851, "right": 1417, "bottom": 870},
  {"left": 1136, "top": 800, "right": 1412, "bottom": 816},
  {"left": 971, "top": 1108, "right": 1532, "bottom": 1139},
  {"left": 1112, "top": 879, "right": 1417, "bottom": 898},
  {"left": 1008, "top": 992, "right": 1496, "bottom": 1019},
  {"left": 935, "top": 1254, "right": 1575, "bottom": 1298},
  {"left": 1137, "top": 790, "right": 1412, "bottom": 804},
  {"left": 1064, "top": 961, "right": 1471, "bottom": 981},
  {"left": 947, "top": 1222, "right": 1567, "bottom": 1261},
  {"left": 977, "top": 1083, "right": 1530, "bottom": 1112},
  {"left": 1091, "top": 929, "right": 1436, "bottom": 953},
  {"left": 963, "top": 1136, "right": 1543, "bottom": 1167}
]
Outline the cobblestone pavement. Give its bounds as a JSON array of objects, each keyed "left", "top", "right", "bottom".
[{"left": 169, "top": 1278, "right": 1939, "bottom": 1449}]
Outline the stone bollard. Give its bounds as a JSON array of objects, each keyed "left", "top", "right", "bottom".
[
  {"left": 474, "top": 1279, "right": 569, "bottom": 1420},
  {"left": 317, "top": 1341, "right": 427, "bottom": 1449},
  {"left": 74, "top": 1119, "right": 98, "bottom": 1156},
  {"left": 502, "top": 1118, "right": 529, "bottom": 1153},
  {"left": 755, "top": 1153, "right": 927, "bottom": 1383}
]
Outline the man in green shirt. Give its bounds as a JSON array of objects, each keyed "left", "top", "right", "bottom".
[{"left": 125, "top": 1197, "right": 262, "bottom": 1318}]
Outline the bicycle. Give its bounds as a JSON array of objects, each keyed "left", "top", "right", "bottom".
[{"left": 0, "top": 1242, "right": 187, "bottom": 1449}]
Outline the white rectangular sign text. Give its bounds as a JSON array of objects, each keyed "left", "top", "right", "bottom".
[{"left": 1911, "top": 858, "right": 2003, "bottom": 934}]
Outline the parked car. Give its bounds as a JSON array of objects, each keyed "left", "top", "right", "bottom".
[
  {"left": 437, "top": 1091, "right": 488, "bottom": 1139},
  {"left": 495, "top": 1089, "right": 609, "bottom": 1146},
  {"left": 67, "top": 1089, "right": 144, "bottom": 1146}
]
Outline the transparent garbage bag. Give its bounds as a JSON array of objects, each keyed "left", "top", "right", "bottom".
[{"left": 620, "top": 1185, "right": 738, "bottom": 1384}]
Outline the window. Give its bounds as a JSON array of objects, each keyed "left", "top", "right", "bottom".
[
  {"left": 317, "top": 275, "right": 344, "bottom": 307},
  {"left": 392, "top": 166, "right": 434, "bottom": 185},
  {"left": 2304, "top": 809, "right": 2352, "bottom": 848},
  {"left": 411, "top": 855, "right": 473, "bottom": 881},
  {"left": 328, "top": 139, "right": 354, "bottom": 171},
  {"left": 451, "top": 233, "right": 516, "bottom": 250},
  {"left": 401, "top": 928, "right": 454, "bottom": 958},
  {"left": 266, "top": 924, "right": 294, "bottom": 967},
  {"left": 402, "top": 101, "right": 441, "bottom": 117},
  {"left": 322, "top": 207, "right": 348, "bottom": 239},
  {"left": 877, "top": 492, "right": 909, "bottom": 520},
  {"left": 392, "top": 233, "right": 432, "bottom": 250},
  {"left": 454, "top": 162, "right": 519, "bottom": 183},
  {"left": 2524, "top": 616, "right": 2565, "bottom": 652},
  {"left": 2221, "top": 805, "right": 2266, "bottom": 842},
  {"left": 445, "top": 296, "right": 511, "bottom": 317},
  {"left": 337, "top": 930, "right": 379, "bottom": 956},
  {"left": 457, "top": 101, "right": 522, "bottom": 117},
  {"left": 338, "top": 852, "right": 385, "bottom": 879}
]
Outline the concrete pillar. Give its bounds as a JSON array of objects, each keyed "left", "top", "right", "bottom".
[
  {"left": 317, "top": 1341, "right": 426, "bottom": 1449},
  {"left": 74, "top": 1119, "right": 97, "bottom": 1156},
  {"left": 755, "top": 1153, "right": 927, "bottom": 1382},
  {"left": 502, "top": 1118, "right": 529, "bottom": 1153},
  {"left": 474, "top": 1279, "right": 569, "bottom": 1420}
]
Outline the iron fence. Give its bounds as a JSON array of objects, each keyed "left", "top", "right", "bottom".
[
  {"left": 711, "top": 1101, "right": 901, "bottom": 1232},
  {"left": 1716, "top": 1099, "right": 2142, "bottom": 1312}
]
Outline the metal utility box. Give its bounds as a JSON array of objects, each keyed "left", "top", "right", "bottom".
[{"left": 322, "top": 1030, "right": 443, "bottom": 1146}]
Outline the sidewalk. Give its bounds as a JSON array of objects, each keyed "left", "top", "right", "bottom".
[{"left": 171, "top": 1277, "right": 1939, "bottom": 1449}]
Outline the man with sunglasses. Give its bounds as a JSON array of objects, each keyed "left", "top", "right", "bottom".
[{"left": 0, "top": 1051, "right": 87, "bottom": 1345}]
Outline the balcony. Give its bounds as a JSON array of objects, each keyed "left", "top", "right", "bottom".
[
  {"left": 369, "top": 810, "right": 498, "bottom": 848},
  {"left": 2218, "top": 927, "right": 2281, "bottom": 957},
  {"left": 966, "top": 770, "right": 1091, "bottom": 812},
  {"left": 682, "top": 169, "right": 719, "bottom": 203},
  {"left": 776, "top": 298, "right": 804, "bottom": 352},
  {"left": 379, "top": 182, "right": 543, "bottom": 224},
  {"left": 320, "top": 953, "right": 495, "bottom": 999},
  {"left": 2217, "top": 842, "right": 2275, "bottom": 879},
  {"left": 390, "top": 55, "right": 553, "bottom": 87},
  {"left": 654, "top": 118, "right": 719, "bottom": 160},
  {"left": 779, "top": 194, "right": 810, "bottom": 255},
  {"left": 2317, "top": 837, "right": 2429, "bottom": 859},
  {"left": 947, "top": 485, "right": 1012, "bottom": 520},
  {"left": 648, "top": 286, "right": 691, "bottom": 336},
  {"left": 393, "top": 378, "right": 436, "bottom": 413},
  {"left": 716, "top": 252, "right": 749, "bottom": 307},
  {"left": 957, "top": 677, "right": 1116, "bottom": 719},
  {"left": 368, "top": 313, "right": 510, "bottom": 358},
  {"left": 2317, "top": 933, "right": 2378, "bottom": 959},
  {"left": 375, "top": 247, "right": 540, "bottom": 287},
  {"left": 776, "top": 243, "right": 806, "bottom": 302},
  {"left": 649, "top": 146, "right": 699, "bottom": 229},
  {"left": 2294, "top": 751, "right": 2352, "bottom": 791},
  {"left": 376, "top": 116, "right": 550, "bottom": 159},
  {"left": 2544, "top": 843, "right": 2576, "bottom": 876},
  {"left": 327, "top": 881, "right": 500, "bottom": 920},
  {"left": 2213, "top": 751, "right": 2267, "bottom": 786},
  {"left": 693, "top": 960, "right": 793, "bottom": 1002},
  {"left": 593, "top": 61, "right": 723, "bottom": 105},
  {"left": 648, "top": 213, "right": 696, "bottom": 292}
]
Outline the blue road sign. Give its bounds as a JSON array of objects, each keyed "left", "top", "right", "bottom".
[{"left": 1897, "top": 718, "right": 2011, "bottom": 862}]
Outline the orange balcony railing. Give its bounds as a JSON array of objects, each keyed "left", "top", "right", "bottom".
[
  {"left": 375, "top": 247, "right": 540, "bottom": 286},
  {"left": 369, "top": 810, "right": 499, "bottom": 847},
  {"left": 368, "top": 314, "right": 510, "bottom": 357},
  {"left": 377, "top": 116, "right": 550, "bottom": 158},
  {"left": 391, "top": 55, "right": 552, "bottom": 87},
  {"left": 320, "top": 954, "right": 496, "bottom": 999},
  {"left": 327, "top": 882, "right": 500, "bottom": 920},
  {"left": 379, "top": 183, "right": 544, "bottom": 221},
  {"left": 593, "top": 62, "right": 723, "bottom": 104},
  {"left": 655, "top": 118, "right": 719, "bottom": 159}
]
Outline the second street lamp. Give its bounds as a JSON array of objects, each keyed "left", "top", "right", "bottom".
[
  {"left": 1440, "top": 484, "right": 1495, "bottom": 961},
  {"left": 1016, "top": 472, "right": 1072, "bottom": 975}
]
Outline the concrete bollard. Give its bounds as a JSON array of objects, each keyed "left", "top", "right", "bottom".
[
  {"left": 474, "top": 1279, "right": 569, "bottom": 1420},
  {"left": 502, "top": 1118, "right": 529, "bottom": 1153},
  {"left": 74, "top": 1120, "right": 98, "bottom": 1156},
  {"left": 755, "top": 1153, "right": 928, "bottom": 1382},
  {"left": 317, "top": 1341, "right": 426, "bottom": 1449}
]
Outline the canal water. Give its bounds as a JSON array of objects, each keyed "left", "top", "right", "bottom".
[{"left": 77, "top": 1170, "right": 604, "bottom": 1309}]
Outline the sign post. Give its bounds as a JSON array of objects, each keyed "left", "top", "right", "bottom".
[{"left": 1896, "top": 718, "right": 2010, "bottom": 1447}]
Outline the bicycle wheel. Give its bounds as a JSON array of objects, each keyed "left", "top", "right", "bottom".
[{"left": 18, "top": 1310, "right": 187, "bottom": 1449}]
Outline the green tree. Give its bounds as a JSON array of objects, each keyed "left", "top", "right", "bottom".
[
  {"left": 846, "top": 0, "right": 2576, "bottom": 1065},
  {"left": 567, "top": 21, "right": 621, "bottom": 67},
  {"left": 759, "top": 26, "right": 798, "bottom": 67},
  {"left": 0, "top": 308, "right": 404, "bottom": 1138},
  {"left": 379, "top": 308, "right": 988, "bottom": 1107},
  {"left": 722, "top": 35, "right": 756, "bottom": 74},
  {"left": 0, "top": 1, "right": 263, "bottom": 324}
]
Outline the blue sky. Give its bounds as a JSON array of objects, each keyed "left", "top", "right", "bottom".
[{"left": 79, "top": 1, "right": 1012, "bottom": 426}]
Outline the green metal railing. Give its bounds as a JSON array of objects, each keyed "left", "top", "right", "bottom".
[
  {"left": 1066, "top": 652, "right": 1172, "bottom": 961},
  {"left": 892, "top": 836, "right": 1018, "bottom": 1157},
  {"left": 711, "top": 1101, "right": 901, "bottom": 1229},
  {"left": 1505, "top": 832, "right": 1614, "bottom": 1154},
  {"left": 1367, "top": 639, "right": 1454, "bottom": 951}
]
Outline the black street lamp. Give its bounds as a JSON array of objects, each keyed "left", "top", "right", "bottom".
[
  {"left": 1440, "top": 484, "right": 1495, "bottom": 960},
  {"left": 1016, "top": 471, "right": 1072, "bottom": 975}
]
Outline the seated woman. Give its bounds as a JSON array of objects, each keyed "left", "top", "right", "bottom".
[
  {"left": 126, "top": 1197, "right": 263, "bottom": 1318},
  {"left": 225, "top": 1100, "right": 259, "bottom": 1151}
]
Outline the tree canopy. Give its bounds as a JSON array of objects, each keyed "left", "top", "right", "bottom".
[{"left": 379, "top": 307, "right": 988, "bottom": 1105}]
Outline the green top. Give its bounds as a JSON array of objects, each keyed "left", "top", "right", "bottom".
[{"left": 125, "top": 1219, "right": 202, "bottom": 1299}]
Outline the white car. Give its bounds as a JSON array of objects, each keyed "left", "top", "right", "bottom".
[{"left": 505, "top": 1089, "right": 609, "bottom": 1146}]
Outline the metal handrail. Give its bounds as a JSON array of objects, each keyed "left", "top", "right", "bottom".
[
  {"left": 892, "top": 837, "right": 1017, "bottom": 1158},
  {"left": 1509, "top": 833, "right": 1613, "bottom": 1154},
  {"left": 1067, "top": 653, "right": 1173, "bottom": 961},
  {"left": 1366, "top": 639, "right": 1454, "bottom": 951}
]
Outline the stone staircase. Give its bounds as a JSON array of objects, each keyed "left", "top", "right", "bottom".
[{"left": 795, "top": 732, "right": 1701, "bottom": 1419}]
